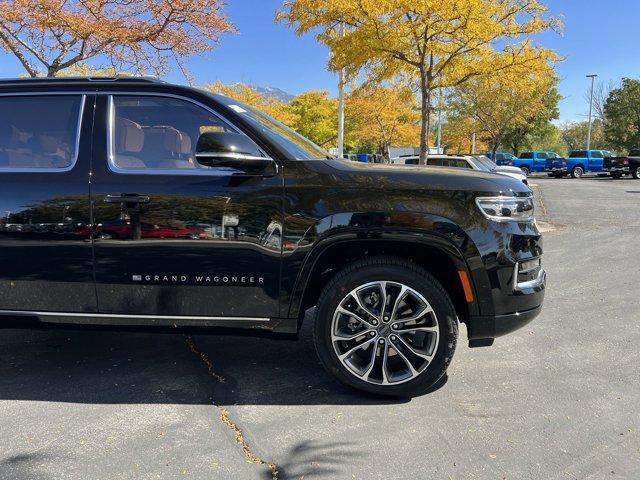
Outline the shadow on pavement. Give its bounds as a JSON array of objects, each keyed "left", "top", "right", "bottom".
[{"left": 0, "top": 322, "right": 445, "bottom": 406}]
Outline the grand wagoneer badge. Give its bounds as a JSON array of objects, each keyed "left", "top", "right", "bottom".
[{"left": 132, "top": 274, "right": 265, "bottom": 285}]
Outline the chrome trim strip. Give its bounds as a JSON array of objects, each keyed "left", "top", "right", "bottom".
[
  {"left": 0, "top": 310, "right": 269, "bottom": 322},
  {"left": 513, "top": 267, "right": 546, "bottom": 291},
  {"left": 106, "top": 93, "right": 273, "bottom": 177},
  {"left": 0, "top": 94, "right": 86, "bottom": 173}
]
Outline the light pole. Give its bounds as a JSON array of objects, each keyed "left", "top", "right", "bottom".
[
  {"left": 586, "top": 74, "right": 598, "bottom": 150},
  {"left": 337, "top": 23, "right": 346, "bottom": 159}
]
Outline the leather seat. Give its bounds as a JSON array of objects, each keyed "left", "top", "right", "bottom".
[{"left": 113, "top": 118, "right": 146, "bottom": 169}]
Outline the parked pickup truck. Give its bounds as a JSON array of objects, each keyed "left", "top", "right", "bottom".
[
  {"left": 566, "top": 150, "right": 609, "bottom": 178},
  {"left": 603, "top": 149, "right": 640, "bottom": 179},
  {"left": 515, "top": 151, "right": 552, "bottom": 176},
  {"left": 0, "top": 76, "right": 546, "bottom": 397}
]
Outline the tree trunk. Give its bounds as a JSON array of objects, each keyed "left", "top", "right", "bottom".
[{"left": 419, "top": 71, "right": 431, "bottom": 165}]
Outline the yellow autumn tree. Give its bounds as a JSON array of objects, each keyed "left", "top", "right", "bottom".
[
  {"left": 278, "top": 0, "right": 561, "bottom": 164},
  {"left": 346, "top": 84, "right": 421, "bottom": 157},
  {"left": 203, "top": 82, "right": 295, "bottom": 125},
  {"left": 448, "top": 60, "right": 557, "bottom": 156},
  {"left": 288, "top": 91, "right": 338, "bottom": 148},
  {"left": 0, "top": 0, "right": 234, "bottom": 77}
]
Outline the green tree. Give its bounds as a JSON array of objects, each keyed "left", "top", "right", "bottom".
[
  {"left": 502, "top": 86, "right": 561, "bottom": 156},
  {"left": 560, "top": 120, "right": 607, "bottom": 152},
  {"left": 604, "top": 78, "right": 640, "bottom": 152}
]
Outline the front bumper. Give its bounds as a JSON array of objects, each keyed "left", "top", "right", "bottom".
[
  {"left": 467, "top": 264, "right": 546, "bottom": 346},
  {"left": 467, "top": 304, "right": 543, "bottom": 346}
]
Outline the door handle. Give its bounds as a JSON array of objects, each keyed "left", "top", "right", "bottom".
[{"left": 104, "top": 194, "right": 150, "bottom": 204}]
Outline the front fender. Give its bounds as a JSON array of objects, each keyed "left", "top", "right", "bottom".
[{"left": 281, "top": 211, "right": 491, "bottom": 322}]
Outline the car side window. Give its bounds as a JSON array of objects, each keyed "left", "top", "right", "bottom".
[
  {"left": 0, "top": 95, "right": 83, "bottom": 171},
  {"left": 592, "top": 151, "right": 603, "bottom": 158},
  {"left": 109, "top": 95, "right": 261, "bottom": 172}
]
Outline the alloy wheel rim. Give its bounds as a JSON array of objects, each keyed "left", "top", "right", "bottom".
[
  {"left": 330, "top": 281, "right": 439, "bottom": 386},
  {"left": 575, "top": 167, "right": 583, "bottom": 177}
]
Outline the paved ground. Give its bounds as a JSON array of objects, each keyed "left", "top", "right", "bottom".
[{"left": 1, "top": 176, "right": 639, "bottom": 480}]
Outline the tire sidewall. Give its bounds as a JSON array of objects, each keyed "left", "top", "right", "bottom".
[{"left": 314, "top": 262, "right": 457, "bottom": 397}]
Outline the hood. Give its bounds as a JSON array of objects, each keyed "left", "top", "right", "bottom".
[
  {"left": 324, "top": 158, "right": 531, "bottom": 196},
  {"left": 495, "top": 165, "right": 525, "bottom": 174}
]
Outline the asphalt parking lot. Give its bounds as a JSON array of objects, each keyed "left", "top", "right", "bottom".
[{"left": 1, "top": 175, "right": 639, "bottom": 480}]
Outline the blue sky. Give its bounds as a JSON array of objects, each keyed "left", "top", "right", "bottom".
[{"left": 1, "top": 0, "right": 639, "bottom": 122}]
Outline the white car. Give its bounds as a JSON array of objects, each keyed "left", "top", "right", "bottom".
[{"left": 388, "top": 154, "right": 529, "bottom": 185}]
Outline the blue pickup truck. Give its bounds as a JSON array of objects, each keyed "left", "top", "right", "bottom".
[
  {"left": 516, "top": 151, "right": 557, "bottom": 176},
  {"left": 492, "top": 151, "right": 566, "bottom": 176},
  {"left": 566, "top": 150, "right": 611, "bottom": 178}
]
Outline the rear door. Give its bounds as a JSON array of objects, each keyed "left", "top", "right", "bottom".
[
  {"left": 89, "top": 93, "right": 283, "bottom": 319},
  {"left": 0, "top": 92, "right": 96, "bottom": 313},
  {"left": 535, "top": 152, "right": 547, "bottom": 172},
  {"left": 590, "top": 150, "right": 604, "bottom": 171}
]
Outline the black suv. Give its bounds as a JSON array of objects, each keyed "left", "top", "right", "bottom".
[{"left": 0, "top": 78, "right": 545, "bottom": 396}]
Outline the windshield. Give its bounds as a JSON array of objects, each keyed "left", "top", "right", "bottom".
[
  {"left": 211, "top": 93, "right": 331, "bottom": 160},
  {"left": 474, "top": 156, "right": 498, "bottom": 171}
]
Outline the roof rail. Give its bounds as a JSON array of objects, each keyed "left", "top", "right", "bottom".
[{"left": 0, "top": 76, "right": 166, "bottom": 85}]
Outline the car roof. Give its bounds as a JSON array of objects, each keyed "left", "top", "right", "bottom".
[{"left": 0, "top": 76, "right": 165, "bottom": 87}]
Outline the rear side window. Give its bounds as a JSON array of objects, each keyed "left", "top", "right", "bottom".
[
  {"left": 109, "top": 95, "right": 261, "bottom": 173},
  {"left": 630, "top": 149, "right": 640, "bottom": 157},
  {"left": 591, "top": 151, "right": 603, "bottom": 158},
  {"left": 520, "top": 152, "right": 533, "bottom": 159},
  {"left": 569, "top": 151, "right": 588, "bottom": 158},
  {"left": 0, "top": 95, "right": 83, "bottom": 170}
]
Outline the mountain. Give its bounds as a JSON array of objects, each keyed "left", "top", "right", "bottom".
[{"left": 252, "top": 85, "right": 295, "bottom": 102}]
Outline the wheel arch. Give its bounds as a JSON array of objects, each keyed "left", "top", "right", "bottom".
[{"left": 288, "top": 232, "right": 483, "bottom": 331}]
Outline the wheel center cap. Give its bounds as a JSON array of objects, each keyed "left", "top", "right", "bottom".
[{"left": 377, "top": 324, "right": 391, "bottom": 337}]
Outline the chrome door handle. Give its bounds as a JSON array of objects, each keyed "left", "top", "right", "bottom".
[{"left": 104, "top": 194, "right": 150, "bottom": 204}]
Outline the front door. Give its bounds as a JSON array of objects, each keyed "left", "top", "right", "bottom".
[
  {"left": 0, "top": 93, "right": 96, "bottom": 313},
  {"left": 89, "top": 94, "right": 283, "bottom": 319}
]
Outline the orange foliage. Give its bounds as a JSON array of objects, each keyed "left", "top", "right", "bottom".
[{"left": 0, "top": 0, "right": 234, "bottom": 77}]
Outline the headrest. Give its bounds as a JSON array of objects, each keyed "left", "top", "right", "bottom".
[
  {"left": 0, "top": 124, "right": 19, "bottom": 147},
  {"left": 33, "top": 134, "right": 60, "bottom": 155},
  {"left": 116, "top": 118, "right": 144, "bottom": 153},
  {"left": 162, "top": 127, "right": 192, "bottom": 155}
]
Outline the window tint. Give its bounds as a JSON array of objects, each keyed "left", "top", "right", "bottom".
[
  {"left": 537, "top": 152, "right": 548, "bottom": 159},
  {"left": 591, "top": 150, "right": 603, "bottom": 158},
  {"left": 0, "top": 95, "right": 83, "bottom": 170},
  {"left": 495, "top": 154, "right": 504, "bottom": 161},
  {"left": 520, "top": 152, "right": 533, "bottom": 159},
  {"left": 110, "top": 96, "right": 258, "bottom": 172},
  {"left": 569, "top": 151, "right": 588, "bottom": 158},
  {"left": 629, "top": 149, "right": 640, "bottom": 157},
  {"left": 404, "top": 158, "right": 419, "bottom": 165}
]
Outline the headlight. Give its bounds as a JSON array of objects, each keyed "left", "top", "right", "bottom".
[{"left": 475, "top": 196, "right": 534, "bottom": 222}]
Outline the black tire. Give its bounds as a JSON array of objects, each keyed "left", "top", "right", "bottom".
[
  {"left": 313, "top": 256, "right": 458, "bottom": 397},
  {"left": 571, "top": 166, "right": 584, "bottom": 178},
  {"left": 553, "top": 172, "right": 564, "bottom": 178},
  {"left": 633, "top": 168, "right": 640, "bottom": 180},
  {"left": 611, "top": 172, "right": 622, "bottom": 179},
  {"left": 520, "top": 166, "right": 530, "bottom": 176}
]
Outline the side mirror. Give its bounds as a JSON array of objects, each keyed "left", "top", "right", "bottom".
[{"left": 195, "top": 132, "right": 277, "bottom": 176}]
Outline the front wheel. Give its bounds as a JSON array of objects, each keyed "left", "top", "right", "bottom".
[
  {"left": 571, "top": 166, "right": 584, "bottom": 178},
  {"left": 633, "top": 168, "right": 640, "bottom": 180},
  {"left": 520, "top": 166, "right": 531, "bottom": 176},
  {"left": 611, "top": 172, "right": 622, "bottom": 179},
  {"left": 313, "top": 257, "right": 458, "bottom": 397}
]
